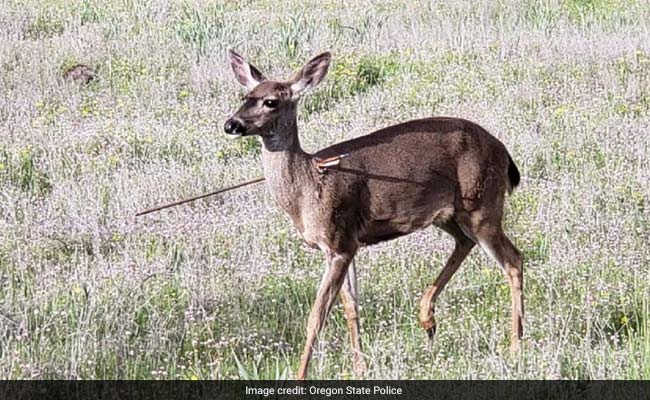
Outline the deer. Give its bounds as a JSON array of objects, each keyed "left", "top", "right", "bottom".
[{"left": 224, "top": 49, "right": 523, "bottom": 379}]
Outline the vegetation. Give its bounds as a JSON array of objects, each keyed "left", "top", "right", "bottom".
[{"left": 0, "top": 0, "right": 648, "bottom": 379}]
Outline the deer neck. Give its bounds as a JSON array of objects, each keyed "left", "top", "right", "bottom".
[{"left": 260, "top": 118, "right": 314, "bottom": 215}]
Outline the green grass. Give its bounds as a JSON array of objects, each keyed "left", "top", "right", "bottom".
[
  {"left": 0, "top": 0, "right": 649, "bottom": 379},
  {"left": 303, "top": 53, "right": 401, "bottom": 116},
  {"left": 0, "top": 145, "right": 52, "bottom": 197}
]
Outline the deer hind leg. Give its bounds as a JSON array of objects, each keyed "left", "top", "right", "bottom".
[
  {"left": 473, "top": 223, "right": 524, "bottom": 353},
  {"left": 419, "top": 220, "right": 475, "bottom": 339},
  {"left": 297, "top": 249, "right": 356, "bottom": 380},
  {"left": 339, "top": 261, "right": 366, "bottom": 376}
]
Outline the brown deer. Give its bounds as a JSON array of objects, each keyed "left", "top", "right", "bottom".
[{"left": 224, "top": 50, "right": 523, "bottom": 379}]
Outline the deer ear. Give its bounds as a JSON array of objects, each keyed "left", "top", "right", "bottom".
[
  {"left": 290, "top": 52, "right": 331, "bottom": 99},
  {"left": 228, "top": 49, "right": 266, "bottom": 90}
]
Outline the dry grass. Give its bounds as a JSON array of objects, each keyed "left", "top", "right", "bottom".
[{"left": 0, "top": 0, "right": 649, "bottom": 379}]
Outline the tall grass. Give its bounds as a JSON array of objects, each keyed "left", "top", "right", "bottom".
[{"left": 0, "top": 0, "right": 648, "bottom": 379}]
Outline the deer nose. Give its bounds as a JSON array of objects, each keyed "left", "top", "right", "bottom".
[{"left": 224, "top": 118, "right": 246, "bottom": 136}]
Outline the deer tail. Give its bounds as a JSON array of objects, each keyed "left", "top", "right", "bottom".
[{"left": 507, "top": 153, "right": 520, "bottom": 193}]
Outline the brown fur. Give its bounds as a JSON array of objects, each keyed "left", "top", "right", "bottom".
[{"left": 225, "top": 50, "right": 523, "bottom": 379}]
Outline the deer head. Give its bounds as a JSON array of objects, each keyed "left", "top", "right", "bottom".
[{"left": 224, "top": 50, "right": 331, "bottom": 142}]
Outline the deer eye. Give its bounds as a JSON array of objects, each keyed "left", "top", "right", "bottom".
[{"left": 263, "top": 99, "right": 279, "bottom": 109}]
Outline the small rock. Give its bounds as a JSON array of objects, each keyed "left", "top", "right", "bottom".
[{"left": 63, "top": 64, "right": 96, "bottom": 84}]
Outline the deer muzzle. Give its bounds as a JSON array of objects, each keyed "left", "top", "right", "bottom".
[{"left": 224, "top": 118, "right": 247, "bottom": 138}]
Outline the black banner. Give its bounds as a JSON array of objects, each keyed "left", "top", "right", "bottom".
[{"left": 1, "top": 380, "right": 648, "bottom": 400}]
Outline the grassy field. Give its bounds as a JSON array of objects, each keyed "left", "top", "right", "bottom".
[{"left": 1, "top": 0, "right": 649, "bottom": 379}]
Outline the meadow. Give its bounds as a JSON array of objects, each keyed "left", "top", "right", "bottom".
[{"left": 0, "top": 0, "right": 649, "bottom": 379}]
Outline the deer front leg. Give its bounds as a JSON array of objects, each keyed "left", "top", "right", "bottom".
[
  {"left": 297, "top": 250, "right": 355, "bottom": 380},
  {"left": 339, "top": 261, "right": 366, "bottom": 377}
]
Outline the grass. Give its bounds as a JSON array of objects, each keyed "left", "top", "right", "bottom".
[{"left": 0, "top": 0, "right": 649, "bottom": 379}]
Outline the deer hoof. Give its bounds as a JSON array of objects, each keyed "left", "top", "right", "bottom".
[
  {"left": 509, "top": 339, "right": 521, "bottom": 354},
  {"left": 421, "top": 318, "right": 437, "bottom": 340},
  {"left": 426, "top": 324, "right": 436, "bottom": 340},
  {"left": 353, "top": 360, "right": 367, "bottom": 378}
]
